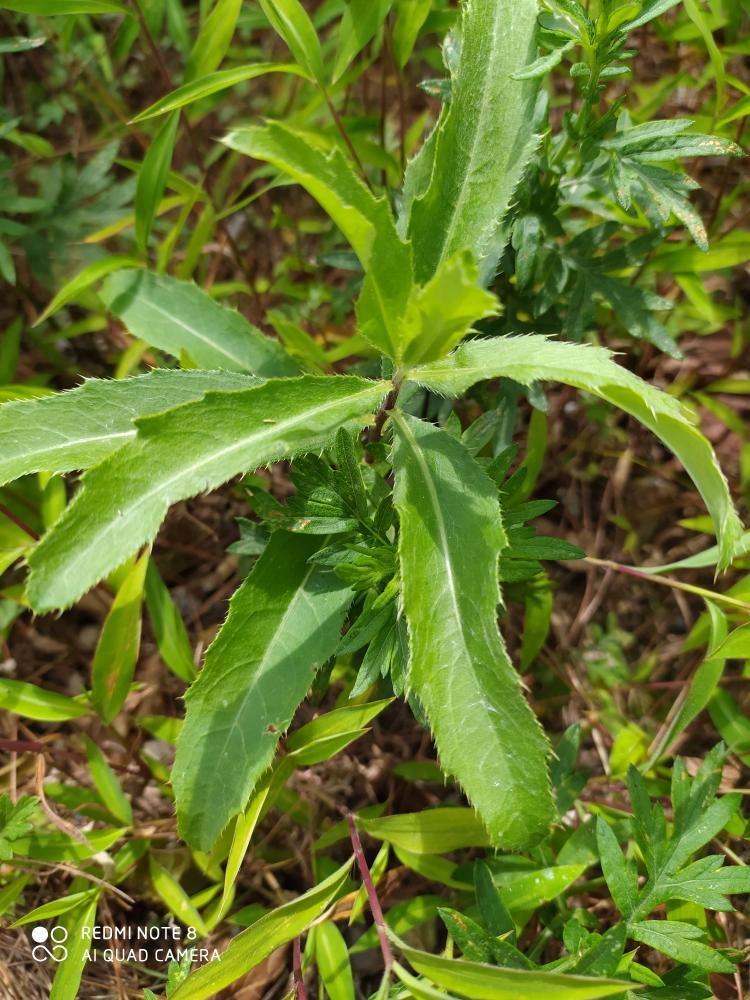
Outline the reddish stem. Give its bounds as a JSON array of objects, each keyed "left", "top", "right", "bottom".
[
  {"left": 0, "top": 503, "right": 39, "bottom": 540},
  {"left": 346, "top": 813, "right": 393, "bottom": 971},
  {"left": 292, "top": 936, "right": 306, "bottom": 1000},
  {"left": 0, "top": 738, "right": 44, "bottom": 753}
]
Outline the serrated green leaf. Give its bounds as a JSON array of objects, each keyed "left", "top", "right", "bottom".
[
  {"left": 173, "top": 532, "right": 353, "bottom": 850},
  {"left": 222, "top": 122, "right": 413, "bottom": 359},
  {"left": 28, "top": 376, "right": 388, "bottom": 612},
  {"left": 400, "top": 250, "right": 499, "bottom": 364},
  {"left": 132, "top": 63, "right": 309, "bottom": 122},
  {"left": 649, "top": 855, "right": 750, "bottom": 911},
  {"left": 391, "top": 411, "right": 554, "bottom": 849},
  {"left": 403, "top": 336, "right": 742, "bottom": 570},
  {"left": 100, "top": 270, "right": 298, "bottom": 376},
  {"left": 602, "top": 122, "right": 742, "bottom": 161},
  {"left": 405, "top": 0, "right": 540, "bottom": 283},
  {"left": 628, "top": 920, "right": 734, "bottom": 974},
  {"left": 170, "top": 860, "right": 352, "bottom": 1000},
  {"left": 0, "top": 369, "right": 255, "bottom": 487},
  {"left": 596, "top": 818, "right": 638, "bottom": 918}
]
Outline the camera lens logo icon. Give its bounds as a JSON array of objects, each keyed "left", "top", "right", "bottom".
[{"left": 31, "top": 925, "right": 68, "bottom": 962}]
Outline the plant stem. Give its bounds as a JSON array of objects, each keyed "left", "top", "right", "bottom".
[
  {"left": 0, "top": 502, "right": 39, "bottom": 540},
  {"left": 368, "top": 376, "right": 402, "bottom": 446},
  {"left": 584, "top": 556, "right": 750, "bottom": 614},
  {"left": 346, "top": 813, "right": 393, "bottom": 971},
  {"left": 322, "top": 88, "right": 373, "bottom": 192},
  {"left": 292, "top": 936, "right": 307, "bottom": 1000}
]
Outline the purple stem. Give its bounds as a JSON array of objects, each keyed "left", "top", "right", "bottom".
[
  {"left": 347, "top": 813, "right": 393, "bottom": 971},
  {"left": 293, "top": 935, "right": 307, "bottom": 1000}
]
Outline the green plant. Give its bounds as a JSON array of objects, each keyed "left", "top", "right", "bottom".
[
  {"left": 2, "top": 0, "right": 743, "bottom": 851},
  {"left": 0, "top": 0, "right": 748, "bottom": 998}
]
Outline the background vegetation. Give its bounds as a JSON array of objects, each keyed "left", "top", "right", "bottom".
[{"left": 0, "top": 1, "right": 749, "bottom": 998}]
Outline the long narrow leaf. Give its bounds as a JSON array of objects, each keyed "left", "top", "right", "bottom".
[
  {"left": 170, "top": 860, "right": 353, "bottom": 1000},
  {"left": 404, "top": 336, "right": 743, "bottom": 569},
  {"left": 132, "top": 63, "right": 308, "bottom": 122},
  {"left": 173, "top": 532, "right": 353, "bottom": 850},
  {"left": 223, "top": 122, "right": 413, "bottom": 358},
  {"left": 0, "top": 369, "right": 258, "bottom": 486},
  {"left": 28, "top": 376, "right": 389, "bottom": 611},
  {"left": 405, "top": 0, "right": 540, "bottom": 283},
  {"left": 185, "top": 0, "right": 242, "bottom": 80},
  {"left": 100, "top": 269, "right": 298, "bottom": 376},
  {"left": 135, "top": 111, "right": 180, "bottom": 251},
  {"left": 391, "top": 411, "right": 554, "bottom": 849}
]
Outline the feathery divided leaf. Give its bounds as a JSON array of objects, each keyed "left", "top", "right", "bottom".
[
  {"left": 604, "top": 120, "right": 743, "bottom": 251},
  {"left": 27, "top": 376, "right": 389, "bottom": 612},
  {"left": 403, "top": 336, "right": 743, "bottom": 569},
  {"left": 0, "top": 795, "right": 37, "bottom": 860},
  {"left": 596, "top": 746, "right": 749, "bottom": 972},
  {"left": 173, "top": 532, "right": 353, "bottom": 851},
  {"left": 629, "top": 920, "right": 734, "bottom": 974},
  {"left": 405, "top": 0, "right": 540, "bottom": 284},
  {"left": 0, "top": 369, "right": 258, "bottom": 486},
  {"left": 391, "top": 410, "right": 554, "bottom": 849},
  {"left": 100, "top": 269, "right": 298, "bottom": 376}
]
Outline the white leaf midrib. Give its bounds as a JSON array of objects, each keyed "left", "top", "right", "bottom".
[{"left": 35, "top": 383, "right": 385, "bottom": 605}]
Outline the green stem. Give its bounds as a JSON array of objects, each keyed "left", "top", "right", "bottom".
[{"left": 585, "top": 556, "right": 750, "bottom": 614}]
